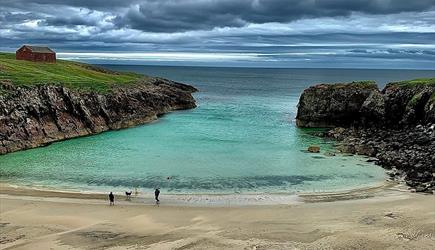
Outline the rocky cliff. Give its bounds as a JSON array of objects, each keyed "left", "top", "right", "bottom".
[
  {"left": 0, "top": 78, "right": 197, "bottom": 155},
  {"left": 296, "top": 81, "right": 378, "bottom": 128},
  {"left": 296, "top": 79, "right": 435, "bottom": 193},
  {"left": 296, "top": 80, "right": 435, "bottom": 128}
]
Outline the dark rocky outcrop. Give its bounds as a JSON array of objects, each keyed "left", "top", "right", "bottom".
[
  {"left": 327, "top": 125, "right": 435, "bottom": 193},
  {"left": 296, "top": 81, "right": 378, "bottom": 128},
  {"left": 383, "top": 83, "right": 435, "bottom": 126},
  {"left": 0, "top": 78, "right": 197, "bottom": 154},
  {"left": 296, "top": 79, "right": 435, "bottom": 193},
  {"left": 296, "top": 81, "right": 435, "bottom": 128}
]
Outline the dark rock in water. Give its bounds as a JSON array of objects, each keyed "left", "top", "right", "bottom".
[
  {"left": 307, "top": 145, "right": 320, "bottom": 153},
  {"left": 312, "top": 155, "right": 325, "bottom": 159},
  {"left": 296, "top": 79, "right": 435, "bottom": 193},
  {"left": 0, "top": 78, "right": 197, "bottom": 154}
]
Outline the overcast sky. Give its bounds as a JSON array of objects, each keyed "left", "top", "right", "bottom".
[{"left": 1, "top": 0, "right": 435, "bottom": 69}]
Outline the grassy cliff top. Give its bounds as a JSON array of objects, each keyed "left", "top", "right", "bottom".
[
  {"left": 390, "top": 78, "right": 435, "bottom": 87},
  {"left": 387, "top": 78, "right": 435, "bottom": 105},
  {"left": 314, "top": 80, "right": 377, "bottom": 89},
  {"left": 0, "top": 52, "right": 146, "bottom": 92},
  {"left": 346, "top": 80, "right": 377, "bottom": 87}
]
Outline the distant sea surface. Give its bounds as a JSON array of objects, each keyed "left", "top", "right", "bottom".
[{"left": 1, "top": 67, "right": 434, "bottom": 194}]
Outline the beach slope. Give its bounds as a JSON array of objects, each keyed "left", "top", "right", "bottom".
[{"left": 1, "top": 188, "right": 434, "bottom": 249}]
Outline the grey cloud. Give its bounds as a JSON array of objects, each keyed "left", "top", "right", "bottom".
[
  {"left": 0, "top": 0, "right": 434, "bottom": 69},
  {"left": 0, "top": 11, "right": 42, "bottom": 24},
  {"left": 317, "top": 0, "right": 435, "bottom": 14},
  {"left": 2, "top": 0, "right": 435, "bottom": 33},
  {"left": 4, "top": 0, "right": 435, "bottom": 32},
  {"left": 40, "top": 10, "right": 115, "bottom": 30},
  {"left": 118, "top": 0, "right": 435, "bottom": 32},
  {"left": 0, "top": 0, "right": 139, "bottom": 9},
  {"left": 43, "top": 15, "right": 97, "bottom": 27}
]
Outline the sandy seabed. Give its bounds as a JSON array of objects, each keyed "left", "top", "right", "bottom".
[{"left": 0, "top": 182, "right": 434, "bottom": 250}]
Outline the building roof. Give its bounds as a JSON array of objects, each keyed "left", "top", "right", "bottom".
[{"left": 20, "top": 45, "right": 55, "bottom": 53}]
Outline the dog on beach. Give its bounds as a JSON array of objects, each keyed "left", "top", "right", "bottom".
[{"left": 125, "top": 191, "right": 132, "bottom": 200}]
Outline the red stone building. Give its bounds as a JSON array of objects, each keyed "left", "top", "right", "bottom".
[{"left": 16, "top": 45, "right": 56, "bottom": 63}]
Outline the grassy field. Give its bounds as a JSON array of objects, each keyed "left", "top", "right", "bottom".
[{"left": 0, "top": 53, "right": 145, "bottom": 92}]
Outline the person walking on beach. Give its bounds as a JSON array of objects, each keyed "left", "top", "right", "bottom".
[
  {"left": 154, "top": 188, "right": 160, "bottom": 204},
  {"left": 109, "top": 192, "right": 115, "bottom": 206}
]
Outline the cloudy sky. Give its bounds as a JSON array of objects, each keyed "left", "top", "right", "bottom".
[{"left": 1, "top": 0, "right": 435, "bottom": 69}]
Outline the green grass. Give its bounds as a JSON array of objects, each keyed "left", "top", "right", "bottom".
[
  {"left": 0, "top": 52, "right": 145, "bottom": 92},
  {"left": 350, "top": 80, "right": 377, "bottom": 87},
  {"left": 389, "top": 78, "right": 435, "bottom": 106},
  {"left": 408, "top": 92, "right": 424, "bottom": 107},
  {"left": 390, "top": 78, "right": 435, "bottom": 106},
  {"left": 390, "top": 78, "right": 435, "bottom": 87},
  {"left": 430, "top": 92, "right": 435, "bottom": 104},
  {"left": 327, "top": 80, "right": 377, "bottom": 89}
]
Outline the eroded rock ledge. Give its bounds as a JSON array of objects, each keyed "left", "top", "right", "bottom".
[
  {"left": 296, "top": 80, "right": 435, "bottom": 193},
  {"left": 0, "top": 78, "right": 197, "bottom": 154}
]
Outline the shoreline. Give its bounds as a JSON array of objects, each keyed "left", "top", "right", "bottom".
[
  {"left": 324, "top": 125, "right": 435, "bottom": 193},
  {"left": 0, "top": 180, "right": 406, "bottom": 207},
  {"left": 1, "top": 180, "right": 434, "bottom": 249}
]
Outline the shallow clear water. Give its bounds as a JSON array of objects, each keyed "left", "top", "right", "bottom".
[{"left": 1, "top": 67, "right": 433, "bottom": 194}]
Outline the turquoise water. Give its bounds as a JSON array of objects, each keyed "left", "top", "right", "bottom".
[{"left": 1, "top": 67, "right": 433, "bottom": 194}]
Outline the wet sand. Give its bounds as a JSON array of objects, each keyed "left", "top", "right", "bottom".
[{"left": 1, "top": 183, "right": 434, "bottom": 249}]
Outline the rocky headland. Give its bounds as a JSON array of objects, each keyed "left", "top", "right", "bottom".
[
  {"left": 296, "top": 79, "right": 435, "bottom": 193},
  {"left": 0, "top": 78, "right": 197, "bottom": 155}
]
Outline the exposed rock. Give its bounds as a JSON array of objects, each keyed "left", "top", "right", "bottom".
[
  {"left": 360, "top": 90, "right": 385, "bottom": 126},
  {"left": 296, "top": 80, "right": 435, "bottom": 193},
  {"left": 297, "top": 81, "right": 435, "bottom": 128},
  {"left": 296, "top": 81, "right": 377, "bottom": 128},
  {"left": 424, "top": 97, "right": 435, "bottom": 123},
  {"left": 0, "top": 78, "right": 197, "bottom": 154},
  {"left": 383, "top": 83, "right": 435, "bottom": 126},
  {"left": 307, "top": 145, "right": 320, "bottom": 153}
]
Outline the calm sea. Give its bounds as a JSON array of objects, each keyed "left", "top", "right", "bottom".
[{"left": 1, "top": 67, "right": 434, "bottom": 194}]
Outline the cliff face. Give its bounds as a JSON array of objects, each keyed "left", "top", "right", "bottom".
[
  {"left": 296, "top": 82, "right": 378, "bottom": 128},
  {"left": 383, "top": 83, "right": 435, "bottom": 126},
  {"left": 0, "top": 78, "right": 197, "bottom": 155},
  {"left": 296, "top": 80, "right": 435, "bottom": 193},
  {"left": 296, "top": 81, "right": 435, "bottom": 128}
]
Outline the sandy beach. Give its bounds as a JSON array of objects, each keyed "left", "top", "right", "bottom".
[{"left": 1, "top": 183, "right": 434, "bottom": 250}]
